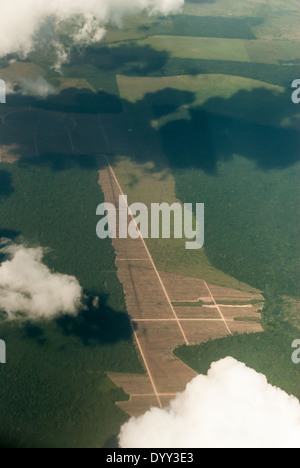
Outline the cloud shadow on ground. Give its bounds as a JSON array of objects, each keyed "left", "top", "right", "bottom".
[{"left": 56, "top": 296, "right": 134, "bottom": 346}]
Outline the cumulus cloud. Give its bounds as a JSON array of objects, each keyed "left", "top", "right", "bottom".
[
  {"left": 119, "top": 358, "right": 300, "bottom": 449},
  {"left": 0, "top": 0, "right": 184, "bottom": 62},
  {"left": 7, "top": 76, "right": 56, "bottom": 98},
  {"left": 0, "top": 243, "right": 83, "bottom": 320}
]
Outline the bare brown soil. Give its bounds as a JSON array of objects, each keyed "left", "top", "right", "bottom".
[{"left": 97, "top": 155, "right": 263, "bottom": 417}]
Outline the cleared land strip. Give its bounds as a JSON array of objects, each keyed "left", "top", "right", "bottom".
[
  {"left": 96, "top": 154, "right": 263, "bottom": 417},
  {"left": 101, "top": 154, "right": 189, "bottom": 345}
]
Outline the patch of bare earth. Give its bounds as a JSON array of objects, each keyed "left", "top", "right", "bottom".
[{"left": 97, "top": 155, "right": 263, "bottom": 417}]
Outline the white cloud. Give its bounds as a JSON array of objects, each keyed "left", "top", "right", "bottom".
[
  {"left": 7, "top": 76, "right": 56, "bottom": 98},
  {"left": 0, "top": 0, "right": 184, "bottom": 61},
  {"left": 18, "top": 76, "right": 56, "bottom": 98},
  {"left": 119, "top": 358, "right": 300, "bottom": 449},
  {"left": 0, "top": 243, "right": 83, "bottom": 320}
]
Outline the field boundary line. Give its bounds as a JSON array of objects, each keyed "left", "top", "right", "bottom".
[
  {"left": 131, "top": 326, "right": 163, "bottom": 408},
  {"left": 117, "top": 258, "right": 150, "bottom": 261},
  {"left": 204, "top": 281, "right": 232, "bottom": 335},
  {"left": 132, "top": 318, "right": 232, "bottom": 322}
]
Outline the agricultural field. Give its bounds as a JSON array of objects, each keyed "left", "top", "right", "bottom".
[
  {"left": 117, "top": 74, "right": 286, "bottom": 127},
  {"left": 116, "top": 36, "right": 251, "bottom": 62},
  {"left": 133, "top": 36, "right": 300, "bottom": 64}
]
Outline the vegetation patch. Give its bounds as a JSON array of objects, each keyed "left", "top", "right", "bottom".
[
  {"left": 176, "top": 326, "right": 300, "bottom": 400},
  {"left": 0, "top": 160, "right": 143, "bottom": 448},
  {"left": 135, "top": 36, "right": 251, "bottom": 62}
]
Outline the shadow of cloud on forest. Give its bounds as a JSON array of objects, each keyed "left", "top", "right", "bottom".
[
  {"left": 18, "top": 152, "right": 97, "bottom": 172},
  {"left": 158, "top": 87, "right": 300, "bottom": 173},
  {"left": 22, "top": 322, "right": 47, "bottom": 346},
  {"left": 2, "top": 80, "right": 299, "bottom": 174},
  {"left": 0, "top": 230, "right": 21, "bottom": 263},
  {"left": 68, "top": 43, "right": 170, "bottom": 77},
  {"left": 2, "top": 86, "right": 197, "bottom": 171},
  {"left": 0, "top": 229, "right": 20, "bottom": 240},
  {"left": 56, "top": 296, "right": 134, "bottom": 347},
  {"left": 0, "top": 170, "right": 14, "bottom": 199},
  {"left": 6, "top": 88, "right": 123, "bottom": 115},
  {"left": 3, "top": 43, "right": 171, "bottom": 116},
  {"left": 38, "top": 88, "right": 122, "bottom": 115},
  {"left": 0, "top": 172, "right": 18, "bottom": 250},
  {"left": 131, "top": 88, "right": 195, "bottom": 119}
]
